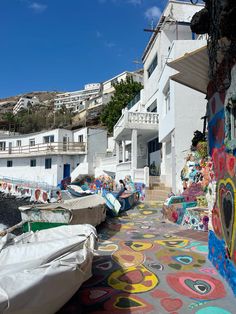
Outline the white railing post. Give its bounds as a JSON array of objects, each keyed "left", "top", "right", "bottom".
[{"left": 144, "top": 166, "right": 149, "bottom": 188}]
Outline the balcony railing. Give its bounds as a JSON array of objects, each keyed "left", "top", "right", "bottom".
[
  {"left": 0, "top": 142, "right": 86, "bottom": 158},
  {"left": 114, "top": 110, "right": 159, "bottom": 139},
  {"left": 128, "top": 111, "right": 158, "bottom": 124}
]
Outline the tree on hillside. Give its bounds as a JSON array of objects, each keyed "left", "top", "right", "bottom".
[
  {"left": 2, "top": 112, "right": 16, "bottom": 132},
  {"left": 100, "top": 77, "right": 143, "bottom": 133}
]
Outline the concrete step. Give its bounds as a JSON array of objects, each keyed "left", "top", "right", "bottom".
[
  {"left": 145, "top": 189, "right": 169, "bottom": 202},
  {"left": 149, "top": 176, "right": 161, "bottom": 185},
  {"left": 149, "top": 184, "right": 172, "bottom": 192}
]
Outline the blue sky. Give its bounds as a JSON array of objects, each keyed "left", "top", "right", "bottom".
[{"left": 0, "top": 0, "right": 169, "bottom": 98}]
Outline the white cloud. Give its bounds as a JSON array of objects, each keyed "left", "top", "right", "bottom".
[
  {"left": 96, "top": 31, "right": 102, "bottom": 38},
  {"left": 105, "top": 41, "right": 116, "bottom": 48},
  {"left": 29, "top": 2, "right": 47, "bottom": 13},
  {"left": 145, "top": 6, "right": 161, "bottom": 21}
]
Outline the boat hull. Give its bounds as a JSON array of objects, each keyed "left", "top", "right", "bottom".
[
  {"left": 19, "top": 195, "right": 106, "bottom": 232},
  {"left": 0, "top": 225, "right": 97, "bottom": 314}
]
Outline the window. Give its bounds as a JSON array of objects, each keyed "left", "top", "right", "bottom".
[
  {"left": 147, "top": 55, "right": 158, "bottom": 78},
  {"left": 29, "top": 139, "right": 35, "bottom": 146},
  {"left": 7, "top": 160, "right": 13, "bottom": 167},
  {"left": 30, "top": 159, "right": 36, "bottom": 167},
  {"left": 45, "top": 158, "right": 52, "bottom": 169},
  {"left": 0, "top": 142, "right": 6, "bottom": 151},
  {"left": 43, "top": 135, "right": 54, "bottom": 143},
  {"left": 165, "top": 88, "right": 170, "bottom": 113},
  {"left": 163, "top": 83, "right": 170, "bottom": 115},
  {"left": 78, "top": 135, "right": 83, "bottom": 143},
  {"left": 229, "top": 106, "right": 236, "bottom": 140},
  {"left": 147, "top": 100, "right": 157, "bottom": 113},
  {"left": 16, "top": 140, "right": 21, "bottom": 147}
]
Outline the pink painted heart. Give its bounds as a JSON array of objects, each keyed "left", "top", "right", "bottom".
[{"left": 160, "top": 298, "right": 183, "bottom": 312}]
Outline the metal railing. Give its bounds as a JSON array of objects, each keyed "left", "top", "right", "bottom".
[{"left": 127, "top": 92, "right": 141, "bottom": 110}]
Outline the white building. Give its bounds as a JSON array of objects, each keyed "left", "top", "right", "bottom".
[
  {"left": 13, "top": 96, "right": 40, "bottom": 115},
  {"left": 54, "top": 83, "right": 102, "bottom": 113},
  {"left": 0, "top": 127, "right": 107, "bottom": 187},
  {"left": 158, "top": 40, "right": 207, "bottom": 193},
  {"left": 54, "top": 71, "right": 143, "bottom": 113},
  {"left": 97, "top": 0, "right": 207, "bottom": 196}
]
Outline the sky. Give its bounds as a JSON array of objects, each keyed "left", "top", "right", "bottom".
[{"left": 0, "top": 0, "right": 170, "bottom": 98}]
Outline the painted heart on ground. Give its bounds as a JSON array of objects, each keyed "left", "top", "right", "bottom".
[{"left": 160, "top": 297, "right": 183, "bottom": 312}]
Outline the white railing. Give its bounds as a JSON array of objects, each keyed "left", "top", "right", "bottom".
[
  {"left": 0, "top": 142, "right": 86, "bottom": 157},
  {"left": 70, "top": 162, "right": 89, "bottom": 182},
  {"left": 128, "top": 112, "right": 159, "bottom": 124},
  {"left": 116, "top": 165, "right": 150, "bottom": 187},
  {"left": 116, "top": 161, "right": 132, "bottom": 172},
  {"left": 114, "top": 110, "right": 159, "bottom": 138}
]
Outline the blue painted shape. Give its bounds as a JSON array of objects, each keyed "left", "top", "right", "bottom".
[
  {"left": 208, "top": 108, "right": 224, "bottom": 154},
  {"left": 196, "top": 306, "right": 231, "bottom": 314},
  {"left": 209, "top": 230, "right": 236, "bottom": 295},
  {"left": 173, "top": 255, "right": 193, "bottom": 265}
]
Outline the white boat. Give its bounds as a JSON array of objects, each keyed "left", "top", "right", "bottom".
[
  {"left": 0, "top": 224, "right": 97, "bottom": 314},
  {"left": 18, "top": 194, "right": 106, "bottom": 232}
]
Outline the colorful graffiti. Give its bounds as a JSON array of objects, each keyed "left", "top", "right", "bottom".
[
  {"left": 0, "top": 180, "right": 50, "bottom": 203},
  {"left": 207, "top": 68, "right": 236, "bottom": 294},
  {"left": 108, "top": 265, "right": 159, "bottom": 293},
  {"left": 58, "top": 202, "right": 235, "bottom": 314},
  {"left": 166, "top": 272, "right": 226, "bottom": 300},
  {"left": 155, "top": 248, "right": 206, "bottom": 271}
]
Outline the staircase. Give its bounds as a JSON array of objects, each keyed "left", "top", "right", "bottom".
[{"left": 145, "top": 176, "right": 172, "bottom": 202}]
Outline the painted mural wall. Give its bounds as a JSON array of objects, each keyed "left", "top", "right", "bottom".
[
  {"left": 190, "top": 0, "right": 236, "bottom": 295},
  {"left": 207, "top": 66, "right": 236, "bottom": 295}
]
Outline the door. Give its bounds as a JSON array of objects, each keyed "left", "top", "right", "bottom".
[{"left": 63, "top": 164, "right": 70, "bottom": 178}]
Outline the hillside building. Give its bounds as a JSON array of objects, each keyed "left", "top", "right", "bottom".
[
  {"left": 13, "top": 96, "right": 40, "bottom": 115},
  {"left": 54, "top": 71, "right": 143, "bottom": 113}
]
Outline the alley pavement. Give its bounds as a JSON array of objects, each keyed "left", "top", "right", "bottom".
[{"left": 59, "top": 202, "right": 236, "bottom": 314}]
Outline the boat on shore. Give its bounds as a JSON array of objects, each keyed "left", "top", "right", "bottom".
[
  {"left": 0, "top": 224, "right": 97, "bottom": 314},
  {"left": 18, "top": 194, "right": 106, "bottom": 232}
]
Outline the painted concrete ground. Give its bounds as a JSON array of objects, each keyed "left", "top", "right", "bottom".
[{"left": 59, "top": 202, "right": 236, "bottom": 314}]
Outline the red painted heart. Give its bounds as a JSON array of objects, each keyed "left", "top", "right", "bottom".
[{"left": 160, "top": 298, "right": 183, "bottom": 312}]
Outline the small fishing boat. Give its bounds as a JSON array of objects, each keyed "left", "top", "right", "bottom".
[
  {"left": 0, "top": 224, "right": 97, "bottom": 314},
  {"left": 19, "top": 194, "right": 106, "bottom": 232},
  {"left": 102, "top": 189, "right": 139, "bottom": 216}
]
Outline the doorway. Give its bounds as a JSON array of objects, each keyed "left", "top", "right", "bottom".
[{"left": 63, "top": 163, "right": 71, "bottom": 178}]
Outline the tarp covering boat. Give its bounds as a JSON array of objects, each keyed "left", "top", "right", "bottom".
[
  {"left": 67, "top": 184, "right": 94, "bottom": 197},
  {"left": 19, "top": 194, "right": 106, "bottom": 231},
  {"left": 0, "top": 224, "right": 97, "bottom": 314}
]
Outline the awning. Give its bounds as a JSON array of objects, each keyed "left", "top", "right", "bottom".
[{"left": 167, "top": 45, "right": 209, "bottom": 94}]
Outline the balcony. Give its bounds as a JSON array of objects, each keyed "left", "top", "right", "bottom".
[
  {"left": 114, "top": 110, "right": 159, "bottom": 140},
  {"left": 0, "top": 142, "right": 86, "bottom": 158}
]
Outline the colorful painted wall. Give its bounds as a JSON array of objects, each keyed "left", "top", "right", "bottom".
[
  {"left": 207, "top": 67, "right": 236, "bottom": 295},
  {"left": 190, "top": 0, "right": 236, "bottom": 294}
]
